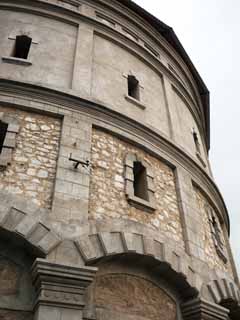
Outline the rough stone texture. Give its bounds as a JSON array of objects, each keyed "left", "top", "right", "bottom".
[
  {"left": 94, "top": 274, "right": 177, "bottom": 320},
  {"left": 0, "top": 106, "right": 61, "bottom": 208},
  {"left": 89, "top": 129, "right": 184, "bottom": 247},
  {"left": 194, "top": 187, "right": 233, "bottom": 275}
]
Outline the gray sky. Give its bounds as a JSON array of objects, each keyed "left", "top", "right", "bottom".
[{"left": 135, "top": 0, "right": 240, "bottom": 273}]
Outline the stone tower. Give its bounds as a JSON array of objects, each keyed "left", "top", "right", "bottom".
[{"left": 0, "top": 0, "right": 239, "bottom": 319}]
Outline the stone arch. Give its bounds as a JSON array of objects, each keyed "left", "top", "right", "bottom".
[
  {"left": 74, "top": 231, "right": 201, "bottom": 299},
  {"left": 204, "top": 278, "right": 240, "bottom": 304},
  {"left": 202, "top": 278, "right": 240, "bottom": 319},
  {"left": 0, "top": 191, "right": 60, "bottom": 257}
]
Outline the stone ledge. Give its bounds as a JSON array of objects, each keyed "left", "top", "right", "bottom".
[
  {"left": 196, "top": 151, "right": 206, "bottom": 168},
  {"left": 127, "top": 194, "right": 156, "bottom": 212},
  {"left": 124, "top": 94, "right": 146, "bottom": 110},
  {"left": 2, "top": 56, "right": 32, "bottom": 66},
  {"left": 181, "top": 298, "right": 229, "bottom": 320}
]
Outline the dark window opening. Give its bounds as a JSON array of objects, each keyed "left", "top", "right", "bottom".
[
  {"left": 133, "top": 161, "right": 149, "bottom": 201},
  {"left": 0, "top": 121, "right": 8, "bottom": 154},
  {"left": 128, "top": 75, "right": 140, "bottom": 100},
  {"left": 12, "top": 35, "right": 32, "bottom": 59},
  {"left": 193, "top": 129, "right": 201, "bottom": 154}
]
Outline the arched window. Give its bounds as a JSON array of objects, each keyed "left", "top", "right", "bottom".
[{"left": 12, "top": 35, "right": 32, "bottom": 59}]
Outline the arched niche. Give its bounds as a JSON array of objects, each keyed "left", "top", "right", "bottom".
[
  {"left": 85, "top": 254, "right": 188, "bottom": 320},
  {"left": 94, "top": 274, "right": 177, "bottom": 320}
]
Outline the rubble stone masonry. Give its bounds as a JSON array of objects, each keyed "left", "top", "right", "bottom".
[
  {"left": 89, "top": 129, "right": 184, "bottom": 247},
  {"left": 194, "top": 187, "right": 233, "bottom": 275},
  {"left": 0, "top": 106, "right": 61, "bottom": 208}
]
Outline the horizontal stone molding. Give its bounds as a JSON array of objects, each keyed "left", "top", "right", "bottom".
[
  {"left": 0, "top": 191, "right": 61, "bottom": 256},
  {"left": 181, "top": 298, "right": 229, "bottom": 320},
  {"left": 0, "top": 80, "right": 230, "bottom": 234},
  {"left": 0, "top": 0, "right": 204, "bottom": 123}
]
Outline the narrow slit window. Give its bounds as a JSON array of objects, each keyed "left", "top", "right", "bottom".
[
  {"left": 128, "top": 75, "right": 140, "bottom": 100},
  {"left": 193, "top": 129, "right": 201, "bottom": 154},
  {"left": 12, "top": 35, "right": 32, "bottom": 59},
  {"left": 133, "top": 161, "right": 149, "bottom": 201},
  {"left": 0, "top": 121, "right": 8, "bottom": 153}
]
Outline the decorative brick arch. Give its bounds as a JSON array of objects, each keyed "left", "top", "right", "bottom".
[{"left": 0, "top": 191, "right": 61, "bottom": 256}]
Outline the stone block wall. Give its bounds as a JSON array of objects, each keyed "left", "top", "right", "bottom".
[
  {"left": 89, "top": 129, "right": 184, "bottom": 247},
  {"left": 0, "top": 106, "right": 61, "bottom": 208}
]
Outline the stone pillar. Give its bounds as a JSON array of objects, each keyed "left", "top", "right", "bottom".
[
  {"left": 181, "top": 298, "right": 229, "bottom": 320},
  {"left": 31, "top": 258, "right": 97, "bottom": 320}
]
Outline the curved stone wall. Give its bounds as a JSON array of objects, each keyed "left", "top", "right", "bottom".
[
  {"left": 0, "top": 0, "right": 239, "bottom": 319},
  {"left": 0, "top": 0, "right": 208, "bottom": 168}
]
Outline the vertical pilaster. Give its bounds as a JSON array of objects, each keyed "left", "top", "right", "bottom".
[
  {"left": 71, "top": 22, "right": 94, "bottom": 97},
  {"left": 175, "top": 166, "right": 205, "bottom": 258},
  {"left": 52, "top": 113, "right": 92, "bottom": 226},
  {"left": 32, "top": 259, "right": 97, "bottom": 320},
  {"left": 162, "top": 76, "right": 175, "bottom": 140}
]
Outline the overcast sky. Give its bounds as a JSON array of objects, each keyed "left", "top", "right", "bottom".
[{"left": 135, "top": 0, "right": 240, "bottom": 273}]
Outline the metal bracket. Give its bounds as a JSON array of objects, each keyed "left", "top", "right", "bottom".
[{"left": 69, "top": 153, "right": 90, "bottom": 169}]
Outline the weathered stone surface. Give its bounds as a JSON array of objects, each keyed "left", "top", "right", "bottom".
[
  {"left": 94, "top": 274, "right": 177, "bottom": 320},
  {"left": 89, "top": 129, "right": 184, "bottom": 246},
  {"left": 194, "top": 187, "right": 233, "bottom": 275},
  {"left": 0, "top": 106, "right": 61, "bottom": 208}
]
